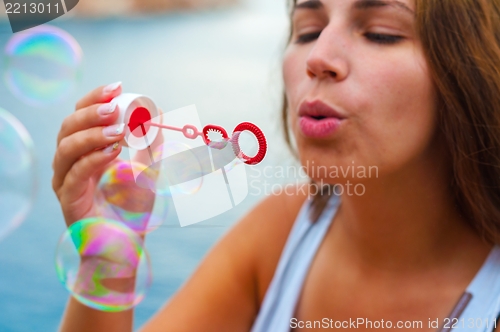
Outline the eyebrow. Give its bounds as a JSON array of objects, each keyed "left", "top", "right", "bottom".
[
  {"left": 293, "top": 0, "right": 415, "bottom": 16},
  {"left": 353, "top": 0, "right": 415, "bottom": 15},
  {"left": 293, "top": 0, "right": 324, "bottom": 11}
]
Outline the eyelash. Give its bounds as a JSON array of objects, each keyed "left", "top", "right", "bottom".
[
  {"left": 364, "top": 32, "right": 404, "bottom": 44},
  {"left": 294, "top": 31, "right": 404, "bottom": 45},
  {"left": 295, "top": 31, "right": 322, "bottom": 44}
]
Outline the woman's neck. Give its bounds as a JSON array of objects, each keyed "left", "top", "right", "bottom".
[{"left": 332, "top": 151, "right": 491, "bottom": 274}]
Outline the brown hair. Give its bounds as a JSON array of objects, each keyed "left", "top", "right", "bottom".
[{"left": 281, "top": 0, "right": 500, "bottom": 243}]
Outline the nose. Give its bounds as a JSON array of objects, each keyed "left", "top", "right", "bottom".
[{"left": 306, "top": 26, "right": 348, "bottom": 81}]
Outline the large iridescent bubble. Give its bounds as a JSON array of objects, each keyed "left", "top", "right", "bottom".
[
  {"left": 153, "top": 141, "right": 204, "bottom": 196},
  {"left": 55, "top": 218, "right": 152, "bottom": 312},
  {"left": 0, "top": 108, "right": 36, "bottom": 242},
  {"left": 94, "top": 160, "right": 169, "bottom": 234},
  {"left": 4, "top": 25, "right": 83, "bottom": 107}
]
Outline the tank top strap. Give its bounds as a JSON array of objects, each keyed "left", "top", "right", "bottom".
[
  {"left": 250, "top": 193, "right": 500, "bottom": 332},
  {"left": 250, "top": 194, "right": 341, "bottom": 332},
  {"left": 452, "top": 245, "right": 500, "bottom": 332}
]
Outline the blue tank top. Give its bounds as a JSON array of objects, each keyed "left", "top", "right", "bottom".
[{"left": 250, "top": 194, "right": 500, "bottom": 332}]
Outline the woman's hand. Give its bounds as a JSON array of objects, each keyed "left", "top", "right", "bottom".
[{"left": 52, "top": 82, "right": 126, "bottom": 226}]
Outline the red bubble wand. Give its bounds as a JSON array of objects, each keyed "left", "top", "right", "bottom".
[{"left": 127, "top": 107, "right": 267, "bottom": 166}]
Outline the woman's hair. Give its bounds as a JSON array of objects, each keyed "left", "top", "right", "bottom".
[{"left": 282, "top": 0, "right": 500, "bottom": 244}]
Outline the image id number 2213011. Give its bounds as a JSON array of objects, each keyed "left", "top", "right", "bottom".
[
  {"left": 437, "top": 318, "right": 497, "bottom": 330},
  {"left": 5, "top": 2, "right": 61, "bottom": 14}
]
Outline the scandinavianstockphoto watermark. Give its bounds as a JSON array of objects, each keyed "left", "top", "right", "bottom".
[{"left": 249, "top": 161, "right": 379, "bottom": 197}]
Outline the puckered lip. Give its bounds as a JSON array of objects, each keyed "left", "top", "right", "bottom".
[{"left": 298, "top": 100, "right": 346, "bottom": 120}]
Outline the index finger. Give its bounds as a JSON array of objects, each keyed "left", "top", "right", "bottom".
[{"left": 75, "top": 81, "right": 123, "bottom": 111}]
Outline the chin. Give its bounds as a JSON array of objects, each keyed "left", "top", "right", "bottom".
[{"left": 298, "top": 149, "right": 379, "bottom": 186}]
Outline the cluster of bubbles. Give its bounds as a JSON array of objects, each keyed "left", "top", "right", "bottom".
[
  {"left": 0, "top": 24, "right": 253, "bottom": 313},
  {"left": 56, "top": 136, "right": 240, "bottom": 311},
  {"left": 57, "top": 133, "right": 252, "bottom": 312},
  {"left": 56, "top": 159, "right": 164, "bottom": 312},
  {"left": 0, "top": 108, "right": 36, "bottom": 242},
  {"left": 0, "top": 22, "right": 260, "bottom": 313},
  {"left": 1, "top": 24, "right": 83, "bottom": 236},
  {"left": 2, "top": 24, "right": 154, "bottom": 312},
  {"left": 4, "top": 25, "right": 83, "bottom": 107},
  {"left": 1, "top": 24, "right": 83, "bottom": 239},
  {"left": 1, "top": 22, "right": 262, "bottom": 313}
]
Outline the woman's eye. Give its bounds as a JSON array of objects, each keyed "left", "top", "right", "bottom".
[
  {"left": 364, "top": 32, "right": 403, "bottom": 45},
  {"left": 293, "top": 31, "right": 403, "bottom": 45},
  {"left": 295, "top": 31, "right": 322, "bottom": 44}
]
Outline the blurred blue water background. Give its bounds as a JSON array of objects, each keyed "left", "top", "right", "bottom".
[{"left": 0, "top": 1, "right": 296, "bottom": 330}]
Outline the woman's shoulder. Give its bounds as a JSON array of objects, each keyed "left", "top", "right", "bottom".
[
  {"left": 238, "top": 184, "right": 309, "bottom": 250},
  {"left": 234, "top": 186, "right": 309, "bottom": 306},
  {"left": 142, "top": 188, "right": 309, "bottom": 331}
]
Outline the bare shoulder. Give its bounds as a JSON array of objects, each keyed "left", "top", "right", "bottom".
[
  {"left": 214, "top": 184, "right": 308, "bottom": 274},
  {"left": 241, "top": 186, "right": 309, "bottom": 306},
  {"left": 141, "top": 186, "right": 308, "bottom": 332},
  {"left": 197, "top": 184, "right": 308, "bottom": 309}
]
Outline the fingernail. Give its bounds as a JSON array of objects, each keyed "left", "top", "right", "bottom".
[
  {"left": 103, "top": 123, "right": 125, "bottom": 137},
  {"left": 97, "top": 102, "right": 117, "bottom": 116},
  {"left": 103, "top": 142, "right": 120, "bottom": 154},
  {"left": 103, "top": 81, "right": 122, "bottom": 94}
]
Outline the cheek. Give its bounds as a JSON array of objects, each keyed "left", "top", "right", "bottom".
[
  {"left": 283, "top": 48, "right": 305, "bottom": 106},
  {"left": 283, "top": 48, "right": 309, "bottom": 140},
  {"left": 356, "top": 53, "right": 438, "bottom": 171}
]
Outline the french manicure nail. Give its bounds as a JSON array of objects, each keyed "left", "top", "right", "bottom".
[
  {"left": 103, "top": 123, "right": 125, "bottom": 137},
  {"left": 103, "top": 142, "right": 120, "bottom": 154},
  {"left": 103, "top": 81, "right": 122, "bottom": 94},
  {"left": 97, "top": 102, "right": 117, "bottom": 116}
]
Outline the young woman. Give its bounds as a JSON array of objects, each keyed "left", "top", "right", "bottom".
[{"left": 52, "top": 0, "right": 500, "bottom": 331}]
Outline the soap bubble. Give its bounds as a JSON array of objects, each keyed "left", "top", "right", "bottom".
[
  {"left": 145, "top": 141, "right": 204, "bottom": 197},
  {"left": 95, "top": 160, "right": 168, "bottom": 234},
  {"left": 222, "top": 154, "right": 244, "bottom": 172},
  {"left": 0, "top": 108, "right": 36, "bottom": 242},
  {"left": 156, "top": 141, "right": 204, "bottom": 195},
  {"left": 55, "top": 218, "right": 152, "bottom": 312},
  {"left": 4, "top": 25, "right": 83, "bottom": 107}
]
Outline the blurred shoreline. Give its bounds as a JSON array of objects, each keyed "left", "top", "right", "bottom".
[
  {"left": 0, "top": 0, "right": 239, "bottom": 21},
  {"left": 73, "top": 0, "right": 238, "bottom": 17}
]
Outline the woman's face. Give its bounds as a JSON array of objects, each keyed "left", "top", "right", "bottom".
[{"left": 283, "top": 0, "right": 439, "bottom": 184}]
